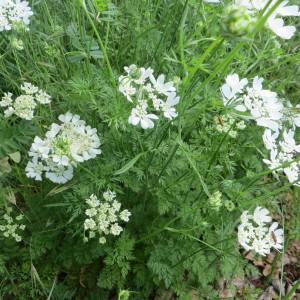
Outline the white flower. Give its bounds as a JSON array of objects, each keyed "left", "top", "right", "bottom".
[
  {"left": 120, "top": 210, "right": 131, "bottom": 222},
  {"left": 263, "top": 148, "right": 281, "bottom": 171},
  {"left": 45, "top": 165, "right": 73, "bottom": 184},
  {"left": 30, "top": 136, "right": 50, "bottom": 159},
  {"left": 235, "top": 0, "right": 300, "bottom": 39},
  {"left": 84, "top": 218, "right": 96, "bottom": 230},
  {"left": 134, "top": 67, "right": 154, "bottom": 84},
  {"left": 1, "top": 83, "right": 51, "bottom": 120},
  {"left": 13, "top": 94, "right": 36, "bottom": 120},
  {"left": 253, "top": 206, "right": 272, "bottom": 225},
  {"left": 110, "top": 223, "right": 123, "bottom": 236},
  {"left": 238, "top": 207, "right": 284, "bottom": 256},
  {"left": 26, "top": 113, "right": 101, "bottom": 183},
  {"left": 0, "top": 0, "right": 33, "bottom": 32},
  {"left": 99, "top": 237, "right": 106, "bottom": 244},
  {"left": 119, "top": 76, "right": 136, "bottom": 102},
  {"left": 161, "top": 92, "right": 180, "bottom": 120},
  {"left": 263, "top": 129, "right": 278, "bottom": 150},
  {"left": 85, "top": 208, "right": 97, "bottom": 217},
  {"left": 150, "top": 74, "right": 176, "bottom": 96},
  {"left": 128, "top": 106, "right": 159, "bottom": 129},
  {"left": 25, "top": 157, "right": 44, "bottom": 181},
  {"left": 221, "top": 73, "right": 248, "bottom": 108},
  {"left": 86, "top": 194, "right": 100, "bottom": 208},
  {"left": 252, "top": 238, "right": 271, "bottom": 256},
  {"left": 238, "top": 223, "right": 253, "bottom": 250},
  {"left": 83, "top": 191, "right": 131, "bottom": 243},
  {"left": 103, "top": 190, "right": 116, "bottom": 201},
  {"left": 279, "top": 129, "right": 300, "bottom": 154},
  {"left": 242, "top": 76, "right": 284, "bottom": 131},
  {"left": 236, "top": 120, "right": 246, "bottom": 130},
  {"left": 21, "top": 82, "right": 38, "bottom": 95},
  {"left": 35, "top": 90, "right": 51, "bottom": 104},
  {"left": 267, "top": 1, "right": 300, "bottom": 39},
  {"left": 52, "top": 155, "right": 69, "bottom": 166},
  {"left": 112, "top": 200, "right": 121, "bottom": 212},
  {"left": 4, "top": 107, "right": 15, "bottom": 117},
  {"left": 284, "top": 162, "right": 300, "bottom": 185},
  {"left": 119, "top": 65, "right": 180, "bottom": 129},
  {"left": 268, "top": 222, "right": 284, "bottom": 250},
  {"left": 267, "top": 17, "right": 296, "bottom": 39},
  {"left": 124, "top": 64, "right": 138, "bottom": 75},
  {"left": 0, "top": 92, "right": 13, "bottom": 107}
]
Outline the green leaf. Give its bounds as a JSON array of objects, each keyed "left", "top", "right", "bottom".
[
  {"left": 114, "top": 152, "right": 146, "bottom": 175},
  {"left": 0, "top": 157, "right": 11, "bottom": 175},
  {"left": 8, "top": 151, "right": 21, "bottom": 163}
]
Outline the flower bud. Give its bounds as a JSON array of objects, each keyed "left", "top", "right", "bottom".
[
  {"left": 222, "top": 5, "right": 256, "bottom": 36},
  {"left": 209, "top": 191, "right": 222, "bottom": 211},
  {"left": 11, "top": 38, "right": 24, "bottom": 51}
]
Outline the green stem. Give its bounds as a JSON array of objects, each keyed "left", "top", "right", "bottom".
[{"left": 79, "top": 0, "right": 116, "bottom": 88}]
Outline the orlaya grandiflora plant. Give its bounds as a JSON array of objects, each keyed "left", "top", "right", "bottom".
[
  {"left": 221, "top": 73, "right": 300, "bottom": 186},
  {"left": 25, "top": 112, "right": 101, "bottom": 184},
  {"left": 238, "top": 207, "right": 284, "bottom": 256},
  {"left": 118, "top": 65, "right": 180, "bottom": 129}
]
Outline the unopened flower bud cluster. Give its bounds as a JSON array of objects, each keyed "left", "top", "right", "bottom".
[
  {"left": 0, "top": 207, "right": 25, "bottom": 242},
  {"left": 221, "top": 74, "right": 300, "bottom": 185},
  {"left": 208, "top": 191, "right": 235, "bottom": 212},
  {"left": 0, "top": 0, "right": 33, "bottom": 32},
  {"left": 238, "top": 207, "right": 283, "bottom": 256},
  {"left": 84, "top": 190, "right": 131, "bottom": 244},
  {"left": 118, "top": 64, "right": 180, "bottom": 129},
  {"left": 214, "top": 114, "right": 246, "bottom": 138},
  {"left": 25, "top": 112, "right": 101, "bottom": 184},
  {"left": 222, "top": 5, "right": 256, "bottom": 36},
  {"left": 0, "top": 82, "right": 51, "bottom": 120},
  {"left": 208, "top": 191, "right": 223, "bottom": 211}
]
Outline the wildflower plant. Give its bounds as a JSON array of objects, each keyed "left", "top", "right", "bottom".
[
  {"left": 25, "top": 112, "right": 101, "bottom": 183},
  {"left": 0, "top": 82, "right": 51, "bottom": 120},
  {"left": 238, "top": 207, "right": 284, "bottom": 256},
  {"left": 0, "top": 0, "right": 300, "bottom": 298},
  {"left": 221, "top": 73, "right": 300, "bottom": 186},
  {"left": 83, "top": 190, "right": 131, "bottom": 244},
  {"left": 118, "top": 64, "right": 180, "bottom": 129}
]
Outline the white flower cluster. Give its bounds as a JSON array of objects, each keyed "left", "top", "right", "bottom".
[
  {"left": 25, "top": 112, "right": 101, "bottom": 184},
  {"left": 0, "top": 208, "right": 25, "bottom": 242},
  {"left": 221, "top": 73, "right": 300, "bottom": 185},
  {"left": 263, "top": 128, "right": 300, "bottom": 185},
  {"left": 0, "top": 0, "right": 33, "bottom": 32},
  {"left": 238, "top": 207, "right": 283, "bottom": 256},
  {"left": 214, "top": 114, "right": 246, "bottom": 138},
  {"left": 118, "top": 64, "right": 180, "bottom": 129},
  {"left": 235, "top": 0, "right": 300, "bottom": 39},
  {"left": 83, "top": 190, "right": 131, "bottom": 244},
  {"left": 0, "top": 82, "right": 51, "bottom": 120}
]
